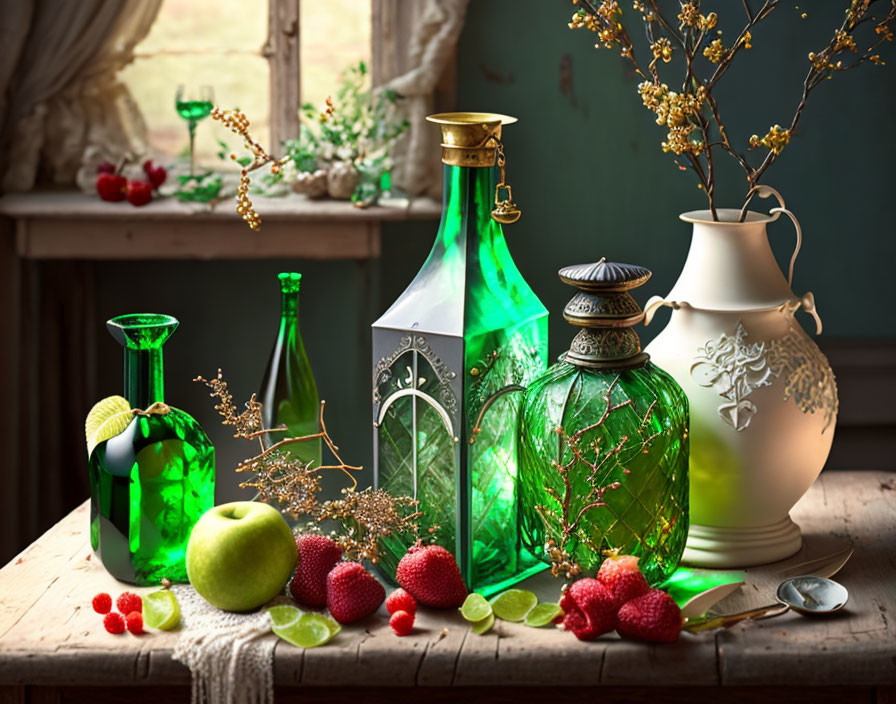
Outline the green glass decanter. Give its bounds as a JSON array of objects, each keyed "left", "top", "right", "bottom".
[
  {"left": 88, "top": 314, "right": 215, "bottom": 585},
  {"left": 372, "top": 112, "right": 548, "bottom": 595},
  {"left": 258, "top": 272, "right": 321, "bottom": 467},
  {"left": 518, "top": 260, "right": 689, "bottom": 585}
]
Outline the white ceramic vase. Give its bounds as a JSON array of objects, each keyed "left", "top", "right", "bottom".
[{"left": 644, "top": 187, "right": 839, "bottom": 568}]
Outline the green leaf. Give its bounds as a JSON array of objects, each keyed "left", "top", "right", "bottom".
[{"left": 85, "top": 396, "right": 133, "bottom": 457}]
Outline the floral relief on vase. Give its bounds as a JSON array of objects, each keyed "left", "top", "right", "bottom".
[{"left": 691, "top": 322, "right": 838, "bottom": 432}]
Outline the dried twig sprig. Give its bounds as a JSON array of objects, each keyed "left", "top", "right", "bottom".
[
  {"left": 317, "top": 487, "right": 422, "bottom": 563},
  {"left": 568, "top": 0, "right": 896, "bottom": 217},
  {"left": 535, "top": 376, "right": 660, "bottom": 582},
  {"left": 194, "top": 369, "right": 262, "bottom": 439},
  {"left": 210, "top": 107, "right": 289, "bottom": 231}
]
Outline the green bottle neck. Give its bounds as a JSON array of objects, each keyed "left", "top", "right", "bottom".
[
  {"left": 280, "top": 290, "right": 299, "bottom": 321},
  {"left": 123, "top": 348, "right": 164, "bottom": 408},
  {"left": 436, "top": 163, "right": 502, "bottom": 252}
]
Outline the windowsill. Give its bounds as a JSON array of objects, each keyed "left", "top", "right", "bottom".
[{"left": 0, "top": 190, "right": 441, "bottom": 260}]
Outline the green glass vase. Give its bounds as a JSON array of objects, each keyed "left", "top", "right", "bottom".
[
  {"left": 518, "top": 260, "right": 689, "bottom": 585},
  {"left": 372, "top": 113, "right": 548, "bottom": 595},
  {"left": 258, "top": 272, "right": 321, "bottom": 468},
  {"left": 88, "top": 314, "right": 215, "bottom": 585}
]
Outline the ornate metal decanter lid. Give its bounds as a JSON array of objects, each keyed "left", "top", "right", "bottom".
[{"left": 559, "top": 258, "right": 652, "bottom": 369}]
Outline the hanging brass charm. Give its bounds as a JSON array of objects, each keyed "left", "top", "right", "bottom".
[{"left": 491, "top": 140, "right": 521, "bottom": 224}]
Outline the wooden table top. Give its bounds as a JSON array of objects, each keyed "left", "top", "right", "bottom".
[{"left": 0, "top": 470, "right": 893, "bottom": 694}]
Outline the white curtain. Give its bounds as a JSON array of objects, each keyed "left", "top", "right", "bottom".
[
  {"left": 0, "top": 0, "right": 161, "bottom": 192},
  {"left": 376, "top": 0, "right": 469, "bottom": 198}
]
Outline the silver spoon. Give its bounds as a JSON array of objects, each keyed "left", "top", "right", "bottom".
[{"left": 684, "top": 576, "right": 849, "bottom": 632}]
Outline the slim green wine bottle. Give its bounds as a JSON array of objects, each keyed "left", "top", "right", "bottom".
[{"left": 258, "top": 273, "right": 321, "bottom": 467}]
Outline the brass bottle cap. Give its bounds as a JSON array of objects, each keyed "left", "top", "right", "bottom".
[
  {"left": 558, "top": 258, "right": 652, "bottom": 370},
  {"left": 426, "top": 112, "right": 517, "bottom": 167}
]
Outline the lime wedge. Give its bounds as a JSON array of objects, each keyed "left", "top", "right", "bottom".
[
  {"left": 86, "top": 396, "right": 133, "bottom": 458},
  {"left": 524, "top": 602, "right": 563, "bottom": 628},
  {"left": 460, "top": 593, "right": 492, "bottom": 623},
  {"left": 267, "top": 605, "right": 302, "bottom": 628},
  {"left": 471, "top": 612, "right": 495, "bottom": 635},
  {"left": 273, "top": 612, "right": 340, "bottom": 648},
  {"left": 490, "top": 589, "right": 538, "bottom": 622},
  {"left": 144, "top": 590, "right": 181, "bottom": 630}
]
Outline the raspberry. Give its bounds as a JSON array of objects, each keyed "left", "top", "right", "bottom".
[
  {"left": 560, "top": 578, "right": 616, "bottom": 641},
  {"left": 92, "top": 593, "right": 112, "bottom": 614},
  {"left": 596, "top": 554, "right": 649, "bottom": 609},
  {"left": 385, "top": 588, "right": 417, "bottom": 616},
  {"left": 125, "top": 611, "right": 144, "bottom": 635},
  {"left": 116, "top": 592, "right": 142, "bottom": 615},
  {"left": 389, "top": 610, "right": 414, "bottom": 636},
  {"left": 103, "top": 612, "right": 126, "bottom": 635},
  {"left": 616, "top": 589, "right": 682, "bottom": 643}
]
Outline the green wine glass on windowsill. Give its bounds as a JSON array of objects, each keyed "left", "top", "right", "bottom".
[{"left": 175, "top": 84, "right": 214, "bottom": 176}]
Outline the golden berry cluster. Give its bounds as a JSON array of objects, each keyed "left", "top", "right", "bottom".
[
  {"left": 211, "top": 106, "right": 288, "bottom": 231},
  {"left": 638, "top": 81, "right": 706, "bottom": 155},
  {"left": 749, "top": 124, "right": 792, "bottom": 155},
  {"left": 703, "top": 38, "right": 727, "bottom": 63}
]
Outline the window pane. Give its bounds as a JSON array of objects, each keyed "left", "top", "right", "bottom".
[
  {"left": 301, "top": 0, "right": 371, "bottom": 109},
  {"left": 120, "top": 0, "right": 269, "bottom": 167}
]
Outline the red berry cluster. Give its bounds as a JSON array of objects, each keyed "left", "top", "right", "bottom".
[
  {"left": 560, "top": 555, "right": 682, "bottom": 643},
  {"left": 95, "top": 159, "right": 166, "bottom": 207},
  {"left": 93, "top": 591, "right": 144, "bottom": 636},
  {"left": 386, "top": 588, "right": 417, "bottom": 636},
  {"left": 288, "top": 536, "right": 467, "bottom": 637},
  {"left": 289, "top": 535, "right": 385, "bottom": 625}
]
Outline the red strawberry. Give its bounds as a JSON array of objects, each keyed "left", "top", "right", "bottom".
[
  {"left": 596, "top": 554, "right": 649, "bottom": 609},
  {"left": 289, "top": 534, "right": 343, "bottom": 608},
  {"left": 616, "top": 588, "right": 682, "bottom": 643},
  {"left": 385, "top": 588, "right": 417, "bottom": 616},
  {"left": 560, "top": 578, "right": 616, "bottom": 641},
  {"left": 389, "top": 609, "right": 414, "bottom": 636},
  {"left": 142, "top": 159, "right": 167, "bottom": 189},
  {"left": 326, "top": 561, "right": 385, "bottom": 624},
  {"left": 126, "top": 180, "right": 153, "bottom": 207},
  {"left": 96, "top": 173, "right": 126, "bottom": 202},
  {"left": 396, "top": 544, "right": 467, "bottom": 608}
]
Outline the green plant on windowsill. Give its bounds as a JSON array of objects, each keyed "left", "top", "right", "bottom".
[{"left": 283, "top": 61, "right": 410, "bottom": 205}]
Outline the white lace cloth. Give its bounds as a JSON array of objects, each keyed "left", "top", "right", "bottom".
[{"left": 171, "top": 585, "right": 288, "bottom": 704}]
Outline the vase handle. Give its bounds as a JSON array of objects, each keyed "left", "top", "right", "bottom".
[
  {"left": 742, "top": 185, "right": 802, "bottom": 287},
  {"left": 780, "top": 291, "right": 823, "bottom": 335},
  {"left": 644, "top": 295, "right": 682, "bottom": 326}
]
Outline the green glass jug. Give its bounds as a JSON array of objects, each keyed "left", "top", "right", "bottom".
[{"left": 88, "top": 314, "right": 215, "bottom": 585}]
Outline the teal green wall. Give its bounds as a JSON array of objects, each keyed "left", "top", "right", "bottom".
[
  {"left": 89, "top": 2, "right": 895, "bottom": 502},
  {"left": 454, "top": 0, "right": 896, "bottom": 340}
]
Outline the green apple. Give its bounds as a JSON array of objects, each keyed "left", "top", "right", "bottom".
[{"left": 186, "top": 501, "right": 297, "bottom": 612}]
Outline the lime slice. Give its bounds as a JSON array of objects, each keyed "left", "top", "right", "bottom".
[
  {"left": 86, "top": 396, "right": 133, "bottom": 457},
  {"left": 267, "top": 605, "right": 302, "bottom": 628},
  {"left": 460, "top": 593, "right": 492, "bottom": 623},
  {"left": 144, "top": 590, "right": 181, "bottom": 630},
  {"left": 524, "top": 602, "right": 563, "bottom": 628},
  {"left": 273, "top": 612, "right": 340, "bottom": 648},
  {"left": 490, "top": 589, "right": 538, "bottom": 622},
  {"left": 471, "top": 612, "right": 495, "bottom": 635}
]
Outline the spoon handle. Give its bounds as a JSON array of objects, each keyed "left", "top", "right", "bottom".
[{"left": 683, "top": 603, "right": 789, "bottom": 632}]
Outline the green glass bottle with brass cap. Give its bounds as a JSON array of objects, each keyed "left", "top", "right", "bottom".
[
  {"left": 372, "top": 112, "right": 548, "bottom": 595},
  {"left": 518, "top": 259, "right": 689, "bottom": 584}
]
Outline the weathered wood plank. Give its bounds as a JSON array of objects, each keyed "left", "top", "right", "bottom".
[{"left": 0, "top": 472, "right": 893, "bottom": 689}]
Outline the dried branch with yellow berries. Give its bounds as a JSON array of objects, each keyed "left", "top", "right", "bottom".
[{"left": 568, "top": 0, "right": 896, "bottom": 219}]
